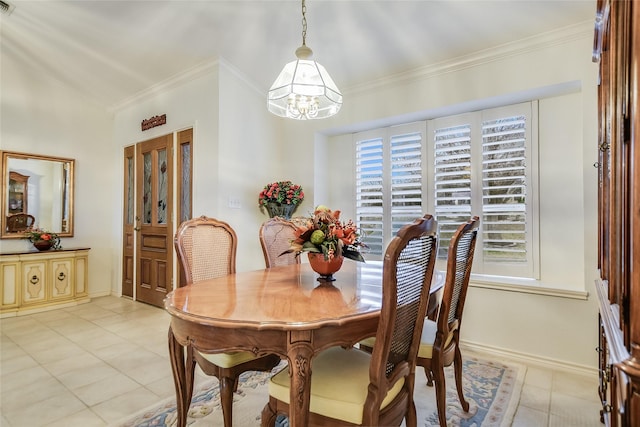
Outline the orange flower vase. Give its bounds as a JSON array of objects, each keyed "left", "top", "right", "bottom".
[
  {"left": 307, "top": 252, "right": 344, "bottom": 282},
  {"left": 33, "top": 240, "right": 53, "bottom": 251}
]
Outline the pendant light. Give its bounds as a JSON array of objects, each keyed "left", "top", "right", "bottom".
[{"left": 267, "top": 0, "right": 342, "bottom": 120}]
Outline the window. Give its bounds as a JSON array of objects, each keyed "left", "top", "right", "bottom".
[
  {"left": 355, "top": 133, "right": 384, "bottom": 256},
  {"left": 355, "top": 123, "right": 425, "bottom": 261},
  {"left": 355, "top": 102, "right": 538, "bottom": 279},
  {"left": 432, "top": 123, "right": 472, "bottom": 259},
  {"left": 390, "top": 130, "right": 424, "bottom": 235},
  {"left": 481, "top": 113, "right": 529, "bottom": 265}
]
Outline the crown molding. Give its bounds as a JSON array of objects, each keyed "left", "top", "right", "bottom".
[
  {"left": 345, "top": 20, "right": 594, "bottom": 96},
  {"left": 109, "top": 57, "right": 264, "bottom": 113},
  {"left": 110, "top": 20, "right": 593, "bottom": 112},
  {"left": 109, "top": 59, "right": 220, "bottom": 112}
]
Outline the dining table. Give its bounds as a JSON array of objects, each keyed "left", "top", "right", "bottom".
[{"left": 165, "top": 261, "right": 444, "bottom": 427}]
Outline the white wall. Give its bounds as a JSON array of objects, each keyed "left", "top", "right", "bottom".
[
  {"left": 2, "top": 21, "right": 600, "bottom": 370},
  {"left": 1, "top": 52, "right": 116, "bottom": 296},
  {"left": 462, "top": 89, "right": 596, "bottom": 369},
  {"left": 112, "top": 59, "right": 283, "bottom": 288},
  {"left": 216, "top": 62, "right": 284, "bottom": 272},
  {"left": 277, "top": 24, "right": 600, "bottom": 370}
]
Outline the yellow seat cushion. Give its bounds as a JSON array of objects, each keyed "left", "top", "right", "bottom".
[
  {"left": 359, "top": 337, "right": 376, "bottom": 348},
  {"left": 199, "top": 351, "right": 260, "bottom": 368},
  {"left": 418, "top": 319, "right": 454, "bottom": 359},
  {"left": 269, "top": 346, "right": 405, "bottom": 425}
]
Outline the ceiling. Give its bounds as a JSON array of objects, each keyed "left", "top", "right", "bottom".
[{"left": 1, "top": 0, "right": 596, "bottom": 110}]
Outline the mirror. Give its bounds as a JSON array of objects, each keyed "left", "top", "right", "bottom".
[{"left": 1, "top": 151, "right": 74, "bottom": 239}]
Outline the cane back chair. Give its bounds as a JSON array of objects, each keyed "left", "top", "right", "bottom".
[
  {"left": 6, "top": 213, "right": 35, "bottom": 232},
  {"left": 173, "top": 215, "right": 280, "bottom": 427},
  {"left": 259, "top": 217, "right": 300, "bottom": 268},
  {"left": 261, "top": 214, "right": 438, "bottom": 427},
  {"left": 416, "top": 216, "right": 479, "bottom": 426}
]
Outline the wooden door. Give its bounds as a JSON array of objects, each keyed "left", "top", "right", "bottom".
[
  {"left": 121, "top": 145, "right": 135, "bottom": 298},
  {"left": 176, "top": 128, "right": 193, "bottom": 287},
  {"left": 135, "top": 135, "right": 173, "bottom": 307}
]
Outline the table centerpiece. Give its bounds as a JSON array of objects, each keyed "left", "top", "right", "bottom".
[{"left": 283, "top": 206, "right": 365, "bottom": 281}]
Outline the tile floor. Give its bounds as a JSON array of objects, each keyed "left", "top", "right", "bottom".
[{"left": 0, "top": 296, "right": 603, "bottom": 426}]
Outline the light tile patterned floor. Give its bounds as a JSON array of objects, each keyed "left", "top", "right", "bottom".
[{"left": 0, "top": 296, "right": 602, "bottom": 426}]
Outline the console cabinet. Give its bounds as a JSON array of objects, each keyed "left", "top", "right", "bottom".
[
  {"left": 0, "top": 248, "right": 89, "bottom": 316},
  {"left": 593, "top": 0, "right": 640, "bottom": 425}
]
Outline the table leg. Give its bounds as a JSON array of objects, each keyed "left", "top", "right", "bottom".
[
  {"left": 168, "top": 326, "right": 195, "bottom": 427},
  {"left": 287, "top": 335, "right": 314, "bottom": 427}
]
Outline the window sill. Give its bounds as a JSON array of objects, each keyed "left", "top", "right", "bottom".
[{"left": 469, "top": 274, "right": 589, "bottom": 300}]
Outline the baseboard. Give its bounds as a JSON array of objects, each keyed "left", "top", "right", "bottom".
[
  {"left": 88, "top": 290, "right": 113, "bottom": 298},
  {"left": 0, "top": 297, "right": 91, "bottom": 318},
  {"left": 460, "top": 340, "right": 598, "bottom": 377}
]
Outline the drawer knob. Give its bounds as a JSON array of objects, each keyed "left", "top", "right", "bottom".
[
  {"left": 58, "top": 272, "right": 66, "bottom": 281},
  {"left": 30, "top": 275, "right": 39, "bottom": 285}
]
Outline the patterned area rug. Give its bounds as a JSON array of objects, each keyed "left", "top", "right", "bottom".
[{"left": 114, "top": 355, "right": 525, "bottom": 427}]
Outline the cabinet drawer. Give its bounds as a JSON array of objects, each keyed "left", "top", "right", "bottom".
[
  {"left": 22, "top": 261, "right": 47, "bottom": 305},
  {"left": 75, "top": 256, "right": 88, "bottom": 297},
  {"left": 0, "top": 261, "right": 20, "bottom": 308},
  {"left": 51, "top": 259, "right": 73, "bottom": 300}
]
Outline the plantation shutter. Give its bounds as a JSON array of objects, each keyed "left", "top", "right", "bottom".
[
  {"left": 355, "top": 123, "right": 425, "bottom": 258},
  {"left": 433, "top": 123, "right": 472, "bottom": 258},
  {"left": 390, "top": 131, "right": 423, "bottom": 236},
  {"left": 481, "top": 114, "right": 527, "bottom": 263},
  {"left": 355, "top": 102, "right": 537, "bottom": 279},
  {"left": 356, "top": 136, "right": 384, "bottom": 255}
]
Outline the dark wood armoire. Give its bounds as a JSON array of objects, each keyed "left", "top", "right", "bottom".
[{"left": 593, "top": 0, "right": 640, "bottom": 425}]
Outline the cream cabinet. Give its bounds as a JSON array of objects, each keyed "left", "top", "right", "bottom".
[{"left": 0, "top": 248, "right": 89, "bottom": 316}]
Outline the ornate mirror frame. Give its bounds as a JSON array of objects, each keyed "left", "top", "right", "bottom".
[{"left": 1, "top": 151, "right": 75, "bottom": 239}]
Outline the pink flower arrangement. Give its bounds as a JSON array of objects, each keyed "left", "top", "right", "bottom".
[{"left": 258, "top": 180, "right": 304, "bottom": 206}]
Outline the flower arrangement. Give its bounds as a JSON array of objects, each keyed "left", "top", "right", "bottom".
[
  {"left": 24, "top": 227, "right": 61, "bottom": 250},
  {"left": 258, "top": 180, "right": 304, "bottom": 207},
  {"left": 285, "top": 206, "right": 366, "bottom": 262}
]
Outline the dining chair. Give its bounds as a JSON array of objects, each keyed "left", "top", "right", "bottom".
[
  {"left": 6, "top": 213, "right": 35, "bottom": 232},
  {"left": 261, "top": 214, "right": 438, "bottom": 427},
  {"left": 416, "top": 216, "right": 479, "bottom": 426},
  {"left": 173, "top": 215, "right": 281, "bottom": 427},
  {"left": 259, "top": 217, "right": 300, "bottom": 268}
]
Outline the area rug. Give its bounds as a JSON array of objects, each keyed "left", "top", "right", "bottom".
[{"left": 114, "top": 355, "right": 525, "bottom": 427}]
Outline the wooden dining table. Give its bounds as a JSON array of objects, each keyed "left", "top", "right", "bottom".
[{"left": 165, "top": 261, "right": 443, "bottom": 427}]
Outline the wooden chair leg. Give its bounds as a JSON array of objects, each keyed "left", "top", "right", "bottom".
[
  {"left": 453, "top": 345, "right": 469, "bottom": 412},
  {"left": 260, "top": 397, "right": 279, "bottom": 427},
  {"left": 433, "top": 364, "right": 448, "bottom": 426},
  {"left": 425, "top": 368, "right": 434, "bottom": 387},
  {"left": 405, "top": 398, "right": 418, "bottom": 427},
  {"left": 219, "top": 376, "right": 236, "bottom": 427}
]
